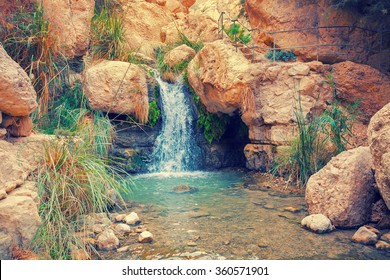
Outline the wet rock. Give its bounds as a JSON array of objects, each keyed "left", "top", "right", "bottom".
[
  {"left": 115, "top": 223, "right": 132, "bottom": 235},
  {"left": 138, "top": 231, "right": 154, "bottom": 243},
  {"left": 124, "top": 212, "right": 140, "bottom": 225},
  {"left": 117, "top": 246, "right": 130, "bottom": 253},
  {"left": 381, "top": 233, "right": 390, "bottom": 243},
  {"left": 375, "top": 241, "right": 390, "bottom": 252},
  {"left": 306, "top": 147, "right": 378, "bottom": 228},
  {"left": 97, "top": 229, "right": 120, "bottom": 250},
  {"left": 172, "top": 185, "right": 199, "bottom": 194},
  {"left": 186, "top": 241, "right": 197, "bottom": 247},
  {"left": 284, "top": 206, "right": 302, "bottom": 213},
  {"left": 352, "top": 226, "right": 380, "bottom": 245},
  {"left": 301, "top": 214, "right": 335, "bottom": 234}
]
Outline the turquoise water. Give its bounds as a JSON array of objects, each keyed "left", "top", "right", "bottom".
[{"left": 110, "top": 171, "right": 390, "bottom": 260}]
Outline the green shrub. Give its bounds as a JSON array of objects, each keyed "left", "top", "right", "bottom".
[
  {"left": 90, "top": 7, "right": 125, "bottom": 60},
  {"left": 265, "top": 50, "right": 296, "bottom": 62},
  {"left": 224, "top": 22, "right": 251, "bottom": 44},
  {"left": 147, "top": 100, "right": 161, "bottom": 127}
]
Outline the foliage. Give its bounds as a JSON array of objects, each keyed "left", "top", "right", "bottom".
[
  {"left": 223, "top": 22, "right": 251, "bottom": 44},
  {"left": 265, "top": 50, "right": 296, "bottom": 62},
  {"left": 0, "top": 2, "right": 67, "bottom": 117},
  {"left": 32, "top": 135, "right": 128, "bottom": 259},
  {"left": 176, "top": 32, "right": 204, "bottom": 53},
  {"left": 147, "top": 100, "right": 161, "bottom": 127},
  {"left": 183, "top": 73, "right": 229, "bottom": 143},
  {"left": 90, "top": 7, "right": 125, "bottom": 60}
]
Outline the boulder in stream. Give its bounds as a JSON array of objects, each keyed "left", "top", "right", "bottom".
[{"left": 301, "top": 214, "right": 335, "bottom": 233}]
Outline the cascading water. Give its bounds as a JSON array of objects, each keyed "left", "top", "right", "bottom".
[{"left": 149, "top": 75, "right": 200, "bottom": 172}]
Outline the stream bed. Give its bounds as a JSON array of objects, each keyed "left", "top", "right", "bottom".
[{"left": 101, "top": 170, "right": 390, "bottom": 260}]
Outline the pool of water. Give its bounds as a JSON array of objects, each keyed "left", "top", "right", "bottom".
[{"left": 107, "top": 170, "right": 390, "bottom": 260}]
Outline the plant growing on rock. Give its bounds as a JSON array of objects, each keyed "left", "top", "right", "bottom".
[
  {"left": 265, "top": 50, "right": 296, "bottom": 62},
  {"left": 223, "top": 22, "right": 251, "bottom": 45},
  {"left": 147, "top": 100, "right": 161, "bottom": 127}
]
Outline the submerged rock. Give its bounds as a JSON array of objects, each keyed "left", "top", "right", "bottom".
[
  {"left": 138, "top": 231, "right": 154, "bottom": 243},
  {"left": 352, "top": 226, "right": 380, "bottom": 245},
  {"left": 172, "top": 185, "right": 199, "bottom": 194},
  {"left": 301, "top": 214, "right": 334, "bottom": 234}
]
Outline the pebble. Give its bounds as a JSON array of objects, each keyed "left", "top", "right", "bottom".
[
  {"left": 117, "top": 246, "right": 130, "bottom": 253},
  {"left": 352, "top": 226, "right": 379, "bottom": 245},
  {"left": 138, "top": 231, "right": 153, "bottom": 243},
  {"left": 187, "top": 241, "right": 197, "bottom": 247},
  {"left": 125, "top": 212, "right": 140, "bottom": 225},
  {"left": 114, "top": 214, "right": 127, "bottom": 222},
  {"left": 284, "top": 206, "right": 302, "bottom": 213},
  {"left": 301, "top": 214, "right": 335, "bottom": 233}
]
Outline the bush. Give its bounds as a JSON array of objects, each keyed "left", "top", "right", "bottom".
[
  {"left": 147, "top": 100, "right": 161, "bottom": 127},
  {"left": 224, "top": 22, "right": 251, "bottom": 44},
  {"left": 265, "top": 50, "right": 296, "bottom": 62}
]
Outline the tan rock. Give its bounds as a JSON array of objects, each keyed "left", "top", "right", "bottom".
[
  {"left": 138, "top": 231, "right": 154, "bottom": 243},
  {"left": 180, "top": 0, "right": 195, "bottom": 8},
  {"left": 4, "top": 180, "right": 23, "bottom": 194},
  {"left": 70, "top": 248, "right": 91, "bottom": 260},
  {"left": 124, "top": 212, "right": 140, "bottom": 225},
  {"left": 244, "top": 144, "right": 274, "bottom": 171},
  {"left": 301, "top": 214, "right": 334, "bottom": 233},
  {"left": 2, "top": 116, "right": 33, "bottom": 137},
  {"left": 0, "top": 190, "right": 7, "bottom": 200},
  {"left": 0, "top": 196, "right": 41, "bottom": 259},
  {"left": 375, "top": 240, "right": 390, "bottom": 252},
  {"left": 114, "top": 213, "right": 127, "bottom": 223},
  {"left": 114, "top": 223, "right": 132, "bottom": 235},
  {"left": 0, "top": 128, "right": 6, "bottom": 140},
  {"left": 121, "top": 1, "right": 170, "bottom": 56},
  {"left": 83, "top": 61, "right": 149, "bottom": 123},
  {"left": 161, "top": 10, "right": 219, "bottom": 45},
  {"left": 245, "top": 0, "right": 382, "bottom": 64},
  {"left": 368, "top": 102, "right": 390, "bottom": 209},
  {"left": 41, "top": 0, "right": 95, "bottom": 58},
  {"left": 352, "top": 226, "right": 379, "bottom": 245},
  {"left": 97, "top": 229, "right": 120, "bottom": 250},
  {"left": 306, "top": 147, "right": 378, "bottom": 228},
  {"left": 381, "top": 233, "right": 390, "bottom": 243},
  {"left": 0, "top": 46, "right": 37, "bottom": 117},
  {"left": 163, "top": 44, "right": 196, "bottom": 68},
  {"left": 117, "top": 245, "right": 130, "bottom": 253},
  {"left": 333, "top": 61, "right": 390, "bottom": 123},
  {"left": 187, "top": 40, "right": 254, "bottom": 115}
]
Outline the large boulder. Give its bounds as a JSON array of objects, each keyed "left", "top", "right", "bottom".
[
  {"left": 245, "top": 0, "right": 386, "bottom": 65},
  {"left": 0, "top": 46, "right": 37, "bottom": 117},
  {"left": 305, "top": 147, "right": 378, "bottom": 228},
  {"left": 121, "top": 1, "right": 171, "bottom": 56},
  {"left": 368, "top": 102, "right": 390, "bottom": 209},
  {"left": 0, "top": 196, "right": 41, "bottom": 259},
  {"left": 163, "top": 44, "right": 196, "bottom": 68},
  {"left": 83, "top": 60, "right": 149, "bottom": 123},
  {"left": 41, "top": 0, "right": 95, "bottom": 58},
  {"left": 333, "top": 61, "right": 390, "bottom": 123},
  {"left": 187, "top": 40, "right": 255, "bottom": 115}
]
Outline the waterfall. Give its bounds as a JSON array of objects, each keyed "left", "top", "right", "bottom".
[{"left": 149, "top": 75, "right": 199, "bottom": 172}]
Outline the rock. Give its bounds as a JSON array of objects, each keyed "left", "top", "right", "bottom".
[
  {"left": 97, "top": 229, "right": 120, "bottom": 250},
  {"left": 0, "top": 128, "right": 6, "bottom": 140},
  {"left": 370, "top": 199, "right": 390, "bottom": 224},
  {"left": 83, "top": 60, "right": 149, "bottom": 123},
  {"left": 4, "top": 180, "right": 23, "bottom": 194},
  {"left": 115, "top": 223, "right": 132, "bottom": 235},
  {"left": 245, "top": 0, "right": 385, "bottom": 64},
  {"left": 0, "top": 46, "right": 38, "bottom": 117},
  {"left": 138, "top": 231, "right": 154, "bottom": 243},
  {"left": 306, "top": 147, "right": 378, "bottom": 228},
  {"left": 287, "top": 64, "right": 310, "bottom": 77},
  {"left": 301, "top": 214, "right": 334, "bottom": 233},
  {"left": 333, "top": 62, "right": 390, "bottom": 123},
  {"left": 187, "top": 40, "right": 254, "bottom": 115},
  {"left": 70, "top": 248, "right": 91, "bottom": 260},
  {"left": 381, "top": 233, "right": 390, "bottom": 243},
  {"left": 114, "top": 214, "right": 127, "bottom": 223},
  {"left": 117, "top": 246, "right": 130, "bottom": 253},
  {"left": 41, "top": 0, "right": 95, "bottom": 57},
  {"left": 2, "top": 115, "right": 33, "bottom": 137},
  {"left": 0, "top": 190, "right": 6, "bottom": 200},
  {"left": 163, "top": 44, "right": 196, "bottom": 68},
  {"left": 121, "top": 1, "right": 170, "bottom": 56},
  {"left": 124, "top": 212, "right": 140, "bottom": 225},
  {"left": 0, "top": 196, "right": 41, "bottom": 259},
  {"left": 186, "top": 241, "right": 197, "bottom": 246},
  {"left": 161, "top": 10, "right": 219, "bottom": 45},
  {"left": 244, "top": 144, "right": 274, "bottom": 172},
  {"left": 375, "top": 241, "right": 390, "bottom": 252},
  {"left": 368, "top": 102, "right": 390, "bottom": 209},
  {"left": 284, "top": 206, "right": 302, "bottom": 213},
  {"left": 352, "top": 226, "right": 380, "bottom": 245},
  {"left": 172, "top": 185, "right": 198, "bottom": 194}
]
